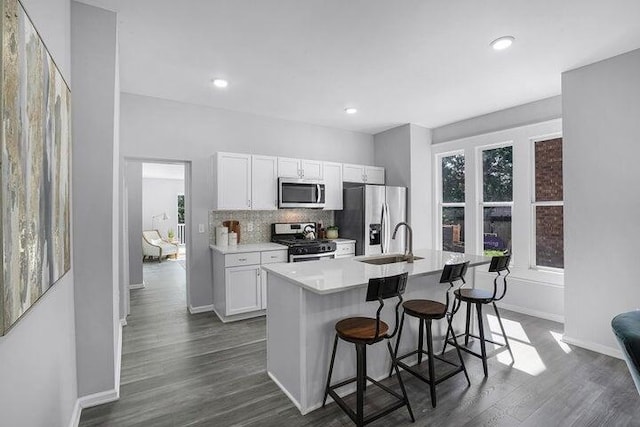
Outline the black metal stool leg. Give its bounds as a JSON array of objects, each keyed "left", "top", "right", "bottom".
[
  {"left": 441, "top": 315, "right": 451, "bottom": 356},
  {"left": 426, "top": 319, "right": 437, "bottom": 408},
  {"left": 448, "top": 317, "right": 471, "bottom": 386},
  {"left": 464, "top": 301, "right": 472, "bottom": 346},
  {"left": 323, "top": 333, "right": 339, "bottom": 407},
  {"left": 417, "top": 319, "right": 425, "bottom": 364},
  {"left": 475, "top": 303, "right": 488, "bottom": 377},
  {"left": 389, "top": 311, "right": 405, "bottom": 378},
  {"left": 356, "top": 343, "right": 366, "bottom": 426},
  {"left": 387, "top": 341, "right": 415, "bottom": 422},
  {"left": 493, "top": 301, "right": 514, "bottom": 361}
]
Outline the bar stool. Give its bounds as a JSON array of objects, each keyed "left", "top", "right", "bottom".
[
  {"left": 390, "top": 262, "right": 471, "bottom": 408},
  {"left": 323, "top": 273, "right": 415, "bottom": 426},
  {"left": 442, "top": 255, "right": 514, "bottom": 376}
]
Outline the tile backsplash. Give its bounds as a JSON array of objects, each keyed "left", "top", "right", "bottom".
[{"left": 209, "top": 210, "right": 335, "bottom": 245}]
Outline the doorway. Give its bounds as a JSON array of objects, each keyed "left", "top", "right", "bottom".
[{"left": 123, "top": 159, "right": 192, "bottom": 318}]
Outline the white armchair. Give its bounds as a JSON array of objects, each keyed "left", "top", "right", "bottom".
[{"left": 142, "top": 230, "right": 178, "bottom": 262}]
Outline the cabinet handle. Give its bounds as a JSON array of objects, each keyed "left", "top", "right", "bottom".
[
  {"left": 270, "top": 255, "right": 278, "bottom": 259},
  {"left": 257, "top": 269, "right": 261, "bottom": 276},
  {"left": 247, "top": 199, "right": 251, "bottom": 207},
  {"left": 239, "top": 258, "right": 247, "bottom": 261}
]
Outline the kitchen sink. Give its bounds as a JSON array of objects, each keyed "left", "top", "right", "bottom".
[{"left": 358, "top": 255, "right": 424, "bottom": 265}]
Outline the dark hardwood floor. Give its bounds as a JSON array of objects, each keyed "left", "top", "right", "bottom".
[{"left": 79, "top": 260, "right": 640, "bottom": 426}]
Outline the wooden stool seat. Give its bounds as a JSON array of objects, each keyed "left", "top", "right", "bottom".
[
  {"left": 454, "top": 288, "right": 494, "bottom": 303},
  {"left": 402, "top": 300, "right": 447, "bottom": 319},
  {"left": 336, "top": 317, "right": 389, "bottom": 343}
]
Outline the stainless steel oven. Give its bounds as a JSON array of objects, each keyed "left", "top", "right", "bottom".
[
  {"left": 289, "top": 252, "right": 336, "bottom": 262},
  {"left": 278, "top": 178, "right": 325, "bottom": 209}
]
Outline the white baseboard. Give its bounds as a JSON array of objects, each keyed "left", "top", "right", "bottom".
[
  {"left": 268, "top": 371, "right": 303, "bottom": 413},
  {"left": 71, "top": 322, "right": 123, "bottom": 424},
  {"left": 129, "top": 282, "right": 145, "bottom": 290},
  {"left": 498, "top": 302, "right": 565, "bottom": 324},
  {"left": 77, "top": 388, "right": 119, "bottom": 409},
  {"left": 68, "top": 399, "right": 81, "bottom": 427},
  {"left": 212, "top": 306, "right": 265, "bottom": 323},
  {"left": 562, "top": 335, "right": 623, "bottom": 360},
  {"left": 188, "top": 304, "right": 214, "bottom": 314}
]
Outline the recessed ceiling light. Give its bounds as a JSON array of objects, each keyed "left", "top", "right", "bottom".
[
  {"left": 212, "top": 78, "right": 229, "bottom": 88},
  {"left": 490, "top": 36, "right": 515, "bottom": 51},
  {"left": 344, "top": 107, "right": 358, "bottom": 114}
]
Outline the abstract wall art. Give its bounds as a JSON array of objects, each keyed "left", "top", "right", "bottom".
[{"left": 0, "top": 0, "right": 71, "bottom": 335}]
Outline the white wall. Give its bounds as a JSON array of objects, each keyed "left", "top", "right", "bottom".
[
  {"left": 432, "top": 95, "right": 562, "bottom": 144},
  {"left": 431, "top": 120, "right": 565, "bottom": 322},
  {"left": 142, "top": 176, "right": 185, "bottom": 239},
  {"left": 563, "top": 48, "right": 640, "bottom": 357},
  {"left": 120, "top": 93, "right": 374, "bottom": 309},
  {"left": 127, "top": 162, "right": 143, "bottom": 286},
  {"left": 71, "top": 0, "right": 120, "bottom": 399},
  {"left": 0, "top": 1, "right": 79, "bottom": 427},
  {"left": 373, "top": 124, "right": 433, "bottom": 250}
]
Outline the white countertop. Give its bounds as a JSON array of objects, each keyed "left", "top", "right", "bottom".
[
  {"left": 262, "top": 248, "right": 492, "bottom": 294},
  {"left": 210, "top": 243, "right": 287, "bottom": 254},
  {"left": 331, "top": 238, "right": 356, "bottom": 243}
]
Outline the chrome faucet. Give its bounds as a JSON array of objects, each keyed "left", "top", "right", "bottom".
[{"left": 392, "top": 222, "right": 414, "bottom": 263}]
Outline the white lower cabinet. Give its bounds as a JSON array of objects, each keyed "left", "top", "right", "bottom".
[
  {"left": 226, "top": 265, "right": 262, "bottom": 315},
  {"left": 212, "top": 248, "right": 287, "bottom": 322},
  {"left": 334, "top": 240, "right": 356, "bottom": 258}
]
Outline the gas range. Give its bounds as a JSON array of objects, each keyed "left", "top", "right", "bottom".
[{"left": 271, "top": 222, "right": 337, "bottom": 262}]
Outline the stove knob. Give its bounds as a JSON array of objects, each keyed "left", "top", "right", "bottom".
[{"left": 300, "top": 248, "right": 308, "bottom": 255}]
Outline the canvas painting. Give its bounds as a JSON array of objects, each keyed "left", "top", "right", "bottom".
[{"left": 0, "top": 0, "right": 71, "bottom": 335}]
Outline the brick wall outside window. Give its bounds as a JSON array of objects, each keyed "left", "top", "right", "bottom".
[{"left": 534, "top": 138, "right": 563, "bottom": 268}]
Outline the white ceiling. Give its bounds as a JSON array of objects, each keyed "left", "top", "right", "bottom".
[
  {"left": 142, "top": 163, "right": 184, "bottom": 180},
  {"left": 79, "top": 0, "right": 640, "bottom": 134}
]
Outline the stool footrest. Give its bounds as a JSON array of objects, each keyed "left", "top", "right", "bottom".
[
  {"left": 396, "top": 355, "right": 466, "bottom": 386},
  {"left": 327, "top": 376, "right": 409, "bottom": 426},
  {"left": 447, "top": 335, "right": 510, "bottom": 360}
]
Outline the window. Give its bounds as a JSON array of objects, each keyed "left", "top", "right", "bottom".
[
  {"left": 440, "top": 153, "right": 465, "bottom": 253},
  {"left": 533, "top": 138, "right": 563, "bottom": 269},
  {"left": 481, "top": 146, "right": 513, "bottom": 256}
]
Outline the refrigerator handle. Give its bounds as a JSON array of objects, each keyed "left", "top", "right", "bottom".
[
  {"left": 384, "top": 203, "right": 391, "bottom": 251},
  {"left": 380, "top": 204, "right": 385, "bottom": 253}
]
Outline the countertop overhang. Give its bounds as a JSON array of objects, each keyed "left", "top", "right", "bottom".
[{"left": 262, "top": 249, "right": 492, "bottom": 294}]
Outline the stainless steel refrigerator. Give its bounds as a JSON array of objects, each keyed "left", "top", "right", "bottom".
[{"left": 335, "top": 185, "right": 407, "bottom": 256}]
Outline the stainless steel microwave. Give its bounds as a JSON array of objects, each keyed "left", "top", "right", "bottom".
[{"left": 278, "top": 178, "right": 325, "bottom": 209}]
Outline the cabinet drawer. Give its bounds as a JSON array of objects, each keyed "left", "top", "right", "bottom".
[
  {"left": 225, "top": 252, "right": 261, "bottom": 267},
  {"left": 261, "top": 250, "right": 288, "bottom": 264},
  {"left": 336, "top": 243, "right": 355, "bottom": 256}
]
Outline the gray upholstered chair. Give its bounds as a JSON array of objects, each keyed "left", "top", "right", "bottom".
[
  {"left": 612, "top": 310, "right": 640, "bottom": 395},
  {"left": 142, "top": 230, "right": 178, "bottom": 262}
]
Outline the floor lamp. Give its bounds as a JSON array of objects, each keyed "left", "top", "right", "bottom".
[{"left": 151, "top": 212, "right": 169, "bottom": 235}]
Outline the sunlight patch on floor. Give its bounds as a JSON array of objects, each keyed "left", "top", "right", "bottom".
[
  {"left": 550, "top": 330, "right": 572, "bottom": 354},
  {"left": 482, "top": 314, "right": 546, "bottom": 375},
  {"left": 486, "top": 314, "right": 530, "bottom": 343}
]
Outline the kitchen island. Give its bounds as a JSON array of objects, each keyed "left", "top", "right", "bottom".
[{"left": 261, "top": 248, "right": 491, "bottom": 414}]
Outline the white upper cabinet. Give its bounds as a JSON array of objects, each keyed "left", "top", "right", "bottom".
[
  {"left": 278, "top": 157, "right": 323, "bottom": 179},
  {"left": 322, "top": 162, "right": 343, "bottom": 210},
  {"left": 300, "top": 159, "right": 323, "bottom": 179},
  {"left": 342, "top": 163, "right": 385, "bottom": 184},
  {"left": 277, "top": 157, "right": 301, "bottom": 178},
  {"left": 251, "top": 155, "right": 278, "bottom": 210},
  {"left": 364, "top": 166, "right": 385, "bottom": 184},
  {"left": 213, "top": 152, "right": 252, "bottom": 210}
]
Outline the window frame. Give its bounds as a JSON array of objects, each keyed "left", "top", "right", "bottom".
[
  {"left": 529, "top": 133, "right": 564, "bottom": 272},
  {"left": 476, "top": 141, "right": 514, "bottom": 257},
  {"left": 436, "top": 150, "right": 466, "bottom": 253}
]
